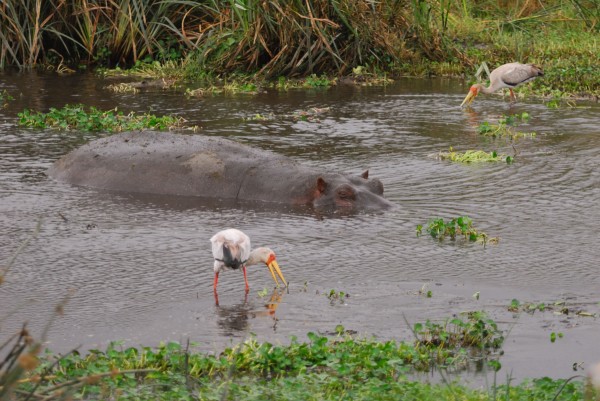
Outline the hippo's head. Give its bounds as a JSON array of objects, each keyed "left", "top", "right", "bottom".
[{"left": 308, "top": 170, "right": 393, "bottom": 212}]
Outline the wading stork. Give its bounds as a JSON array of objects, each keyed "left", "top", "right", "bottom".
[
  {"left": 210, "top": 228, "right": 287, "bottom": 294},
  {"left": 461, "top": 62, "right": 544, "bottom": 107}
]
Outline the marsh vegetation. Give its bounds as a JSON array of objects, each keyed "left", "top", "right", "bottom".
[{"left": 0, "top": 0, "right": 598, "bottom": 97}]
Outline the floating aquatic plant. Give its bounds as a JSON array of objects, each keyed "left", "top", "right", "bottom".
[
  {"left": 18, "top": 104, "right": 188, "bottom": 132},
  {"left": 416, "top": 216, "right": 499, "bottom": 246},
  {"left": 412, "top": 310, "right": 504, "bottom": 350},
  {"left": 291, "top": 107, "right": 330, "bottom": 122},
  {"left": 479, "top": 112, "right": 536, "bottom": 139},
  {"left": 437, "top": 147, "right": 513, "bottom": 163},
  {"left": 327, "top": 289, "right": 349, "bottom": 305},
  {"left": 508, "top": 298, "right": 597, "bottom": 317}
]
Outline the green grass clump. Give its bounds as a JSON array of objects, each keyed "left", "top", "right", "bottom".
[
  {"left": 18, "top": 104, "right": 187, "bottom": 131},
  {"left": 11, "top": 332, "right": 587, "bottom": 401},
  {"left": 417, "top": 216, "right": 499, "bottom": 246},
  {"left": 438, "top": 147, "right": 513, "bottom": 163}
]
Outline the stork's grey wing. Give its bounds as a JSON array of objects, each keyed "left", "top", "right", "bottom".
[{"left": 501, "top": 65, "right": 538, "bottom": 86}]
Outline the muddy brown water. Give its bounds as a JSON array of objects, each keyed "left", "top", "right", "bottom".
[{"left": 1, "top": 71, "right": 599, "bottom": 383}]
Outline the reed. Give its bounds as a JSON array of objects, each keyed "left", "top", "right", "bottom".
[{"left": 0, "top": 0, "right": 597, "bottom": 96}]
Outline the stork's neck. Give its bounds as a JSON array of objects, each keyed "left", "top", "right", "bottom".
[
  {"left": 247, "top": 247, "right": 271, "bottom": 266},
  {"left": 475, "top": 83, "right": 495, "bottom": 94}
]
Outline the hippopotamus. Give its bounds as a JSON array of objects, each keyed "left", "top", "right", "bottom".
[{"left": 48, "top": 131, "right": 393, "bottom": 212}]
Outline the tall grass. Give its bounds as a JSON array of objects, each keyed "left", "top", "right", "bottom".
[{"left": 0, "top": 0, "right": 597, "bottom": 81}]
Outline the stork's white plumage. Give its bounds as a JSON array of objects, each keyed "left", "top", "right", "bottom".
[
  {"left": 461, "top": 62, "right": 544, "bottom": 107},
  {"left": 210, "top": 228, "right": 287, "bottom": 294}
]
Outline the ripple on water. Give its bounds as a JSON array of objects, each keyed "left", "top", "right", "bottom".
[{"left": 1, "top": 75, "right": 600, "bottom": 373}]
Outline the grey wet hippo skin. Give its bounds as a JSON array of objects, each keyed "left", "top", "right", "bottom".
[{"left": 48, "top": 131, "right": 393, "bottom": 212}]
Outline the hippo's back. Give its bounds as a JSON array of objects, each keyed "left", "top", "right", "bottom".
[{"left": 48, "top": 131, "right": 298, "bottom": 199}]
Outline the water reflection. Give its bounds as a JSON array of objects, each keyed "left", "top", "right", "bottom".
[{"left": 214, "top": 289, "right": 284, "bottom": 336}]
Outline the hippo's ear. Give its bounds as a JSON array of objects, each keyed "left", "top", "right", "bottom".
[
  {"left": 316, "top": 177, "right": 327, "bottom": 194},
  {"left": 361, "top": 170, "right": 369, "bottom": 179}
]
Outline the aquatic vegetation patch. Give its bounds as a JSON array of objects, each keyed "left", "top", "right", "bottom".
[
  {"left": 437, "top": 147, "right": 513, "bottom": 163},
  {"left": 292, "top": 107, "right": 331, "bottom": 122},
  {"left": 508, "top": 298, "right": 597, "bottom": 317},
  {"left": 303, "top": 74, "right": 335, "bottom": 88},
  {"left": 478, "top": 113, "right": 537, "bottom": 140},
  {"left": 105, "top": 78, "right": 177, "bottom": 94},
  {"left": 185, "top": 82, "right": 259, "bottom": 97},
  {"left": 413, "top": 311, "right": 504, "bottom": 351},
  {"left": 1, "top": 89, "right": 14, "bottom": 108},
  {"left": 244, "top": 113, "right": 275, "bottom": 122},
  {"left": 5, "top": 326, "right": 587, "bottom": 401},
  {"left": 105, "top": 82, "right": 140, "bottom": 94},
  {"left": 326, "top": 289, "right": 349, "bottom": 305},
  {"left": 417, "top": 216, "right": 499, "bottom": 246},
  {"left": 242, "top": 107, "right": 330, "bottom": 124},
  {"left": 18, "top": 104, "right": 188, "bottom": 132}
]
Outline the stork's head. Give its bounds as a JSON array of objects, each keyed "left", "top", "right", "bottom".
[
  {"left": 461, "top": 85, "right": 480, "bottom": 107},
  {"left": 249, "top": 247, "right": 287, "bottom": 288}
]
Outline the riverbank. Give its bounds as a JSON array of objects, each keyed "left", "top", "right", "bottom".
[
  {"left": 1, "top": 1, "right": 598, "bottom": 99},
  {"left": 7, "top": 331, "right": 591, "bottom": 400}
]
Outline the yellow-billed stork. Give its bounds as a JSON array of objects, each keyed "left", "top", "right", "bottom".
[
  {"left": 461, "top": 62, "right": 543, "bottom": 107},
  {"left": 210, "top": 228, "right": 287, "bottom": 293}
]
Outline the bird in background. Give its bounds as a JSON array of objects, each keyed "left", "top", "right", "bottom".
[
  {"left": 210, "top": 228, "right": 287, "bottom": 295},
  {"left": 461, "top": 62, "right": 544, "bottom": 107}
]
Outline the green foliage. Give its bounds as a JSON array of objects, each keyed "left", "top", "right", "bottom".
[
  {"left": 550, "top": 332, "right": 564, "bottom": 343},
  {"left": 3, "top": 300, "right": 586, "bottom": 401},
  {"left": 478, "top": 113, "right": 536, "bottom": 140},
  {"left": 18, "top": 104, "right": 187, "bottom": 132},
  {"left": 10, "top": 327, "right": 585, "bottom": 401},
  {"left": 413, "top": 311, "right": 504, "bottom": 350},
  {"left": 417, "top": 216, "right": 499, "bottom": 245},
  {"left": 438, "top": 147, "right": 513, "bottom": 163},
  {"left": 507, "top": 298, "right": 597, "bottom": 317},
  {"left": 0, "top": 0, "right": 597, "bottom": 97},
  {"left": 303, "top": 74, "right": 334, "bottom": 88},
  {"left": 327, "top": 289, "right": 348, "bottom": 305}
]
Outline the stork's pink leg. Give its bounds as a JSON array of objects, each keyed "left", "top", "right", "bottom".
[
  {"left": 242, "top": 266, "right": 250, "bottom": 293},
  {"left": 509, "top": 88, "right": 516, "bottom": 102},
  {"left": 213, "top": 272, "right": 219, "bottom": 292}
]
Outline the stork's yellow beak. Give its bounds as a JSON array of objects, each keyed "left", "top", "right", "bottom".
[
  {"left": 267, "top": 260, "right": 287, "bottom": 288},
  {"left": 461, "top": 90, "right": 477, "bottom": 108}
]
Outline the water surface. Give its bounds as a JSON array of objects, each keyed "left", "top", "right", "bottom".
[{"left": 1, "top": 71, "right": 599, "bottom": 381}]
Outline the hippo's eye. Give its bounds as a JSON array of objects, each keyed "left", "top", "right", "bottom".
[{"left": 336, "top": 185, "right": 356, "bottom": 200}]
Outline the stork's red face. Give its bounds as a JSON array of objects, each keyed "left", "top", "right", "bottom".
[{"left": 461, "top": 85, "right": 479, "bottom": 107}]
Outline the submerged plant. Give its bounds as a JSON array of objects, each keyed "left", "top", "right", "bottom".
[
  {"left": 416, "top": 216, "right": 499, "bottom": 246},
  {"left": 1, "top": 89, "right": 14, "bottom": 108},
  {"left": 478, "top": 112, "right": 537, "bottom": 140},
  {"left": 291, "top": 107, "right": 330, "bottom": 122},
  {"left": 18, "top": 104, "right": 188, "bottom": 132}
]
